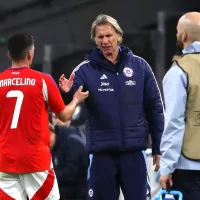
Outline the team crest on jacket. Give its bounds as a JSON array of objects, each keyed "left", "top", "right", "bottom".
[
  {"left": 88, "top": 189, "right": 93, "bottom": 197},
  {"left": 123, "top": 67, "right": 133, "bottom": 77}
]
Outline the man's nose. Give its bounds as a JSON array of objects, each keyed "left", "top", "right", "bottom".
[{"left": 102, "top": 37, "right": 108, "bottom": 44}]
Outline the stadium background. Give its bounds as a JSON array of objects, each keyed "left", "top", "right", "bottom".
[
  {"left": 0, "top": 0, "right": 198, "bottom": 125},
  {"left": 0, "top": 1, "right": 199, "bottom": 83},
  {"left": 0, "top": 0, "right": 199, "bottom": 199}
]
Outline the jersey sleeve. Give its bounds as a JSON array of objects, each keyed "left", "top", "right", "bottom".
[{"left": 42, "top": 74, "right": 65, "bottom": 113}]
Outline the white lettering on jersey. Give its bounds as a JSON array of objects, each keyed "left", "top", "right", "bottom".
[{"left": 0, "top": 78, "right": 36, "bottom": 87}]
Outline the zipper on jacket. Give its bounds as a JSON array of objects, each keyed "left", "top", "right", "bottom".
[{"left": 115, "top": 71, "right": 126, "bottom": 149}]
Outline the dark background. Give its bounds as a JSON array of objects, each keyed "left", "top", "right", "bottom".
[{"left": 0, "top": 0, "right": 199, "bottom": 92}]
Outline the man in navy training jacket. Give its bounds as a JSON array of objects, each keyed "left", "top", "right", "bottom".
[{"left": 59, "top": 14, "right": 164, "bottom": 200}]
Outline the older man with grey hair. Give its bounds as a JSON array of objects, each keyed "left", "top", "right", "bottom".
[{"left": 59, "top": 14, "right": 164, "bottom": 200}]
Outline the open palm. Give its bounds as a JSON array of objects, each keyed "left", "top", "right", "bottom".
[{"left": 59, "top": 72, "right": 75, "bottom": 92}]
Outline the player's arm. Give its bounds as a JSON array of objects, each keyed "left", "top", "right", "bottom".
[
  {"left": 43, "top": 75, "right": 88, "bottom": 122},
  {"left": 56, "top": 86, "right": 88, "bottom": 122}
]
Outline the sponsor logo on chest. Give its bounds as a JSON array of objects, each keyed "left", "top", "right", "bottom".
[
  {"left": 98, "top": 74, "right": 114, "bottom": 92},
  {"left": 97, "top": 71, "right": 137, "bottom": 92},
  {"left": 125, "top": 80, "right": 136, "bottom": 86}
]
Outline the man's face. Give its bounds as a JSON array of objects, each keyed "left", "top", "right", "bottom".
[{"left": 95, "top": 23, "right": 120, "bottom": 56}]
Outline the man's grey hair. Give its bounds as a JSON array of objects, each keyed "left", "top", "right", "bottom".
[{"left": 90, "top": 14, "right": 123, "bottom": 44}]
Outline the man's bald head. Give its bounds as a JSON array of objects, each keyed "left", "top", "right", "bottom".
[{"left": 176, "top": 12, "right": 200, "bottom": 49}]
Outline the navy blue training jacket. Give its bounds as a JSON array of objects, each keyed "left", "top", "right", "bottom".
[{"left": 70, "top": 45, "right": 164, "bottom": 154}]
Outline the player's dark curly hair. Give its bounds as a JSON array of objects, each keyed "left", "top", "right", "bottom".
[{"left": 7, "top": 33, "right": 35, "bottom": 61}]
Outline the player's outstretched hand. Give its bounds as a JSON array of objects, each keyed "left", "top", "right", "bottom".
[
  {"left": 59, "top": 72, "right": 75, "bottom": 92},
  {"left": 73, "top": 86, "right": 89, "bottom": 104}
]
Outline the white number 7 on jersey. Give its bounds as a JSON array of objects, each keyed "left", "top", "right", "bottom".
[{"left": 6, "top": 90, "right": 24, "bottom": 129}]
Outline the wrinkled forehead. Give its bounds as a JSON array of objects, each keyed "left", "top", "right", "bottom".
[{"left": 95, "top": 23, "right": 117, "bottom": 36}]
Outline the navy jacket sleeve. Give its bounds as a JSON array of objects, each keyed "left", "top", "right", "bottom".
[
  {"left": 143, "top": 59, "right": 164, "bottom": 155},
  {"left": 54, "top": 135, "right": 85, "bottom": 185},
  {"left": 68, "top": 61, "right": 88, "bottom": 96}
]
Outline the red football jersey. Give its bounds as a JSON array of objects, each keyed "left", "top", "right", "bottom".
[{"left": 0, "top": 66, "right": 65, "bottom": 173}]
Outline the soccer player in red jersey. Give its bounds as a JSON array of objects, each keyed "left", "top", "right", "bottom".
[{"left": 0, "top": 33, "right": 89, "bottom": 200}]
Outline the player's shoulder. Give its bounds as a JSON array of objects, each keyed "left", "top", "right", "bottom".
[
  {"left": 0, "top": 69, "right": 16, "bottom": 80},
  {"left": 0, "top": 68, "right": 10, "bottom": 77},
  {"left": 27, "top": 69, "right": 52, "bottom": 80},
  {"left": 38, "top": 71, "right": 55, "bottom": 83},
  {"left": 32, "top": 70, "right": 57, "bottom": 87},
  {"left": 26, "top": 68, "right": 43, "bottom": 76}
]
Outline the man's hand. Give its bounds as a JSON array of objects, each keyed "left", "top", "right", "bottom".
[
  {"left": 153, "top": 154, "right": 161, "bottom": 172},
  {"left": 59, "top": 72, "right": 75, "bottom": 92},
  {"left": 160, "top": 174, "right": 173, "bottom": 190},
  {"left": 73, "top": 86, "right": 89, "bottom": 104}
]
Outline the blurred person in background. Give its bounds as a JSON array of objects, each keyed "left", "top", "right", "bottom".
[
  {"left": 160, "top": 12, "right": 200, "bottom": 200},
  {"left": 0, "top": 33, "right": 88, "bottom": 199},
  {"left": 59, "top": 14, "right": 164, "bottom": 200},
  {"left": 70, "top": 104, "right": 86, "bottom": 138},
  {"left": 50, "top": 112, "right": 88, "bottom": 200}
]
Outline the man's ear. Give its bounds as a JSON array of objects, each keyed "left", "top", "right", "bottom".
[
  {"left": 27, "top": 50, "right": 32, "bottom": 61},
  {"left": 182, "top": 31, "right": 188, "bottom": 43},
  {"left": 118, "top": 34, "right": 121, "bottom": 43},
  {"left": 7, "top": 52, "right": 11, "bottom": 59}
]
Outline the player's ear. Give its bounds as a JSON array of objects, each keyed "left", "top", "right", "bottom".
[
  {"left": 27, "top": 50, "right": 32, "bottom": 61},
  {"left": 7, "top": 52, "right": 11, "bottom": 59}
]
